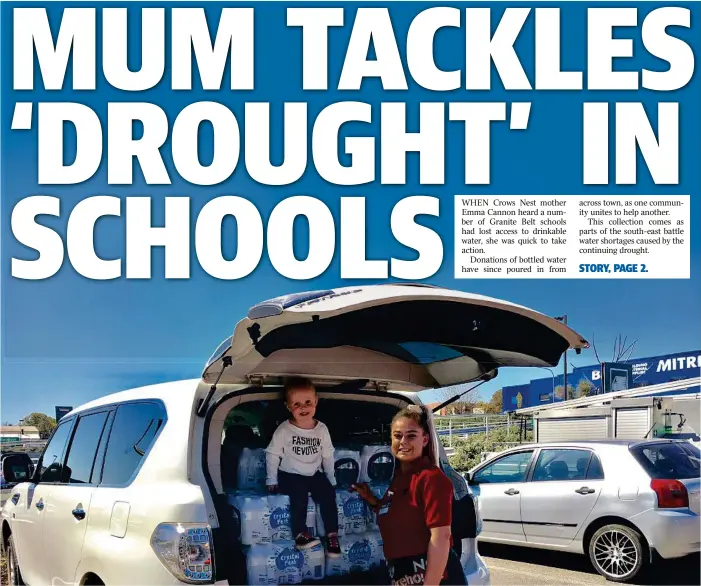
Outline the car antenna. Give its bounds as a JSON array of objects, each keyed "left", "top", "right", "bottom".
[
  {"left": 197, "top": 355, "right": 233, "bottom": 416},
  {"left": 431, "top": 369, "right": 498, "bottom": 413}
]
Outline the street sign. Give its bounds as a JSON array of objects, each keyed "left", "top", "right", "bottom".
[{"left": 55, "top": 406, "right": 73, "bottom": 421}]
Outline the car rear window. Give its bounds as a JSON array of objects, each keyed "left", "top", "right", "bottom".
[
  {"left": 101, "top": 402, "right": 165, "bottom": 486},
  {"left": 631, "top": 443, "right": 700, "bottom": 480}
]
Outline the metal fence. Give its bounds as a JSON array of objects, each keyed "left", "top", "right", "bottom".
[
  {"left": 0, "top": 439, "right": 47, "bottom": 453},
  {"left": 433, "top": 414, "right": 532, "bottom": 447}
]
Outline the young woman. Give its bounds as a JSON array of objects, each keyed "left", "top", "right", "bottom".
[{"left": 352, "top": 405, "right": 466, "bottom": 586}]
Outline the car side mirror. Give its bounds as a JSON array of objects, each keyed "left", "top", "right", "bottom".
[
  {"left": 464, "top": 471, "right": 476, "bottom": 485},
  {"left": 1, "top": 454, "right": 32, "bottom": 486}
]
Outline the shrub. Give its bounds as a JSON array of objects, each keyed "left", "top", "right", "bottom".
[{"left": 447, "top": 427, "right": 533, "bottom": 472}]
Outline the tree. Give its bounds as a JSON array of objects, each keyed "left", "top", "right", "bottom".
[
  {"left": 21, "top": 412, "right": 57, "bottom": 438},
  {"left": 446, "top": 401, "right": 475, "bottom": 415},
  {"left": 577, "top": 379, "right": 595, "bottom": 398},
  {"left": 554, "top": 385, "right": 566, "bottom": 401},
  {"left": 485, "top": 390, "right": 502, "bottom": 414},
  {"left": 431, "top": 383, "right": 481, "bottom": 415},
  {"left": 592, "top": 333, "right": 638, "bottom": 364}
]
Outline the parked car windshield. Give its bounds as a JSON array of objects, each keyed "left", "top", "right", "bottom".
[{"left": 631, "top": 442, "right": 700, "bottom": 480}]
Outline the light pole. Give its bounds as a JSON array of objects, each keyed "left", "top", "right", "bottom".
[
  {"left": 554, "top": 315, "right": 569, "bottom": 400},
  {"left": 540, "top": 367, "right": 556, "bottom": 403}
]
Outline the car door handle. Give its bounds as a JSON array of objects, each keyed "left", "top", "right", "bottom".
[
  {"left": 36, "top": 498, "right": 44, "bottom": 511},
  {"left": 72, "top": 508, "right": 87, "bottom": 520},
  {"left": 575, "top": 486, "right": 596, "bottom": 495},
  {"left": 504, "top": 488, "right": 520, "bottom": 495}
]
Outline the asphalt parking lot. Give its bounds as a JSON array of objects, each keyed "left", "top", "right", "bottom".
[{"left": 480, "top": 542, "right": 701, "bottom": 586}]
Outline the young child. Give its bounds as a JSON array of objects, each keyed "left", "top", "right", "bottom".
[{"left": 266, "top": 377, "right": 341, "bottom": 557}]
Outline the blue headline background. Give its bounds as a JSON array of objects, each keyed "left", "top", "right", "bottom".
[{"left": 1, "top": 2, "right": 700, "bottom": 421}]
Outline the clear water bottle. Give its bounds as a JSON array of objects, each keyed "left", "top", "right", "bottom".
[
  {"left": 245, "top": 543, "right": 275, "bottom": 585},
  {"left": 239, "top": 495, "right": 269, "bottom": 546},
  {"left": 318, "top": 489, "right": 367, "bottom": 536},
  {"left": 265, "top": 494, "right": 317, "bottom": 541},
  {"left": 326, "top": 532, "right": 384, "bottom": 577},
  {"left": 266, "top": 494, "right": 293, "bottom": 542},
  {"left": 299, "top": 541, "right": 325, "bottom": 582},
  {"left": 237, "top": 448, "right": 267, "bottom": 491},
  {"left": 365, "top": 485, "right": 389, "bottom": 532},
  {"left": 367, "top": 531, "right": 386, "bottom": 569},
  {"left": 271, "top": 543, "right": 304, "bottom": 584}
]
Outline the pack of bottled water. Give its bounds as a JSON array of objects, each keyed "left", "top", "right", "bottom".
[
  {"left": 229, "top": 492, "right": 316, "bottom": 545},
  {"left": 245, "top": 541, "right": 326, "bottom": 584},
  {"left": 316, "top": 489, "right": 368, "bottom": 537},
  {"left": 365, "top": 484, "right": 390, "bottom": 532},
  {"left": 359, "top": 445, "right": 394, "bottom": 484},
  {"left": 325, "top": 531, "right": 385, "bottom": 577},
  {"left": 332, "top": 448, "right": 361, "bottom": 489},
  {"left": 237, "top": 448, "right": 268, "bottom": 490}
]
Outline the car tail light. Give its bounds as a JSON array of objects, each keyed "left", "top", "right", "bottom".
[
  {"left": 651, "top": 479, "right": 689, "bottom": 508},
  {"left": 151, "top": 523, "right": 214, "bottom": 583}
]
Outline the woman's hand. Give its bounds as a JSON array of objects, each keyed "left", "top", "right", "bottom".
[{"left": 350, "top": 483, "right": 379, "bottom": 507}]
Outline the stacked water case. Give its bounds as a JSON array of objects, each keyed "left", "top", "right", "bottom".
[
  {"left": 246, "top": 541, "right": 326, "bottom": 585},
  {"left": 325, "top": 532, "right": 386, "bottom": 577},
  {"left": 318, "top": 447, "right": 392, "bottom": 578},
  {"left": 229, "top": 445, "right": 393, "bottom": 584}
]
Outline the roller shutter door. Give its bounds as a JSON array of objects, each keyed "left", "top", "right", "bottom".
[
  {"left": 537, "top": 416, "right": 609, "bottom": 442},
  {"left": 615, "top": 408, "right": 650, "bottom": 439}
]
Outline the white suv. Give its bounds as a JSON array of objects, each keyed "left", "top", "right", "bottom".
[{"left": 1, "top": 284, "right": 587, "bottom": 585}]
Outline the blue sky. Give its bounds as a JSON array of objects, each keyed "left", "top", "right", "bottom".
[{"left": 2, "top": 2, "right": 700, "bottom": 423}]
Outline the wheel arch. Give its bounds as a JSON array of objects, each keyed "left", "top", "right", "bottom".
[
  {"left": 582, "top": 516, "right": 652, "bottom": 564},
  {"left": 79, "top": 572, "right": 105, "bottom": 585},
  {"left": 1, "top": 520, "right": 11, "bottom": 549}
]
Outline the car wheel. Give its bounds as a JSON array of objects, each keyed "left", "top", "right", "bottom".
[
  {"left": 7, "top": 535, "right": 26, "bottom": 586},
  {"left": 588, "top": 524, "right": 645, "bottom": 582}
]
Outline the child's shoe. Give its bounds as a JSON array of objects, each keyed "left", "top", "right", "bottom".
[
  {"left": 295, "top": 532, "right": 321, "bottom": 550},
  {"left": 326, "top": 533, "right": 341, "bottom": 558}
]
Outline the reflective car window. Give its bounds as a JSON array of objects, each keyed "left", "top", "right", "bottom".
[
  {"left": 473, "top": 451, "right": 533, "bottom": 483},
  {"left": 532, "top": 449, "right": 592, "bottom": 482},
  {"left": 101, "top": 402, "right": 165, "bottom": 485},
  {"left": 39, "top": 421, "right": 72, "bottom": 483},
  {"left": 587, "top": 453, "right": 605, "bottom": 480},
  {"left": 64, "top": 411, "right": 109, "bottom": 484},
  {"left": 631, "top": 443, "right": 700, "bottom": 480}
]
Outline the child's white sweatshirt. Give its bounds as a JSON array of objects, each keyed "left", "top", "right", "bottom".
[{"left": 265, "top": 420, "right": 336, "bottom": 486}]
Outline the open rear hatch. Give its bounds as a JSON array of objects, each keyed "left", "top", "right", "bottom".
[{"left": 202, "top": 284, "right": 589, "bottom": 392}]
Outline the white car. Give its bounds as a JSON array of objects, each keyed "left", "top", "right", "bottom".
[
  {"left": 467, "top": 440, "right": 700, "bottom": 582},
  {"left": 1, "top": 284, "right": 586, "bottom": 585}
]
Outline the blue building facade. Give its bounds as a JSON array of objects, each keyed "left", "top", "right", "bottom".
[{"left": 503, "top": 350, "right": 701, "bottom": 412}]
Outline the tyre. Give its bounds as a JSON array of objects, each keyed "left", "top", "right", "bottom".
[
  {"left": 588, "top": 524, "right": 645, "bottom": 582},
  {"left": 7, "top": 534, "right": 25, "bottom": 586}
]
